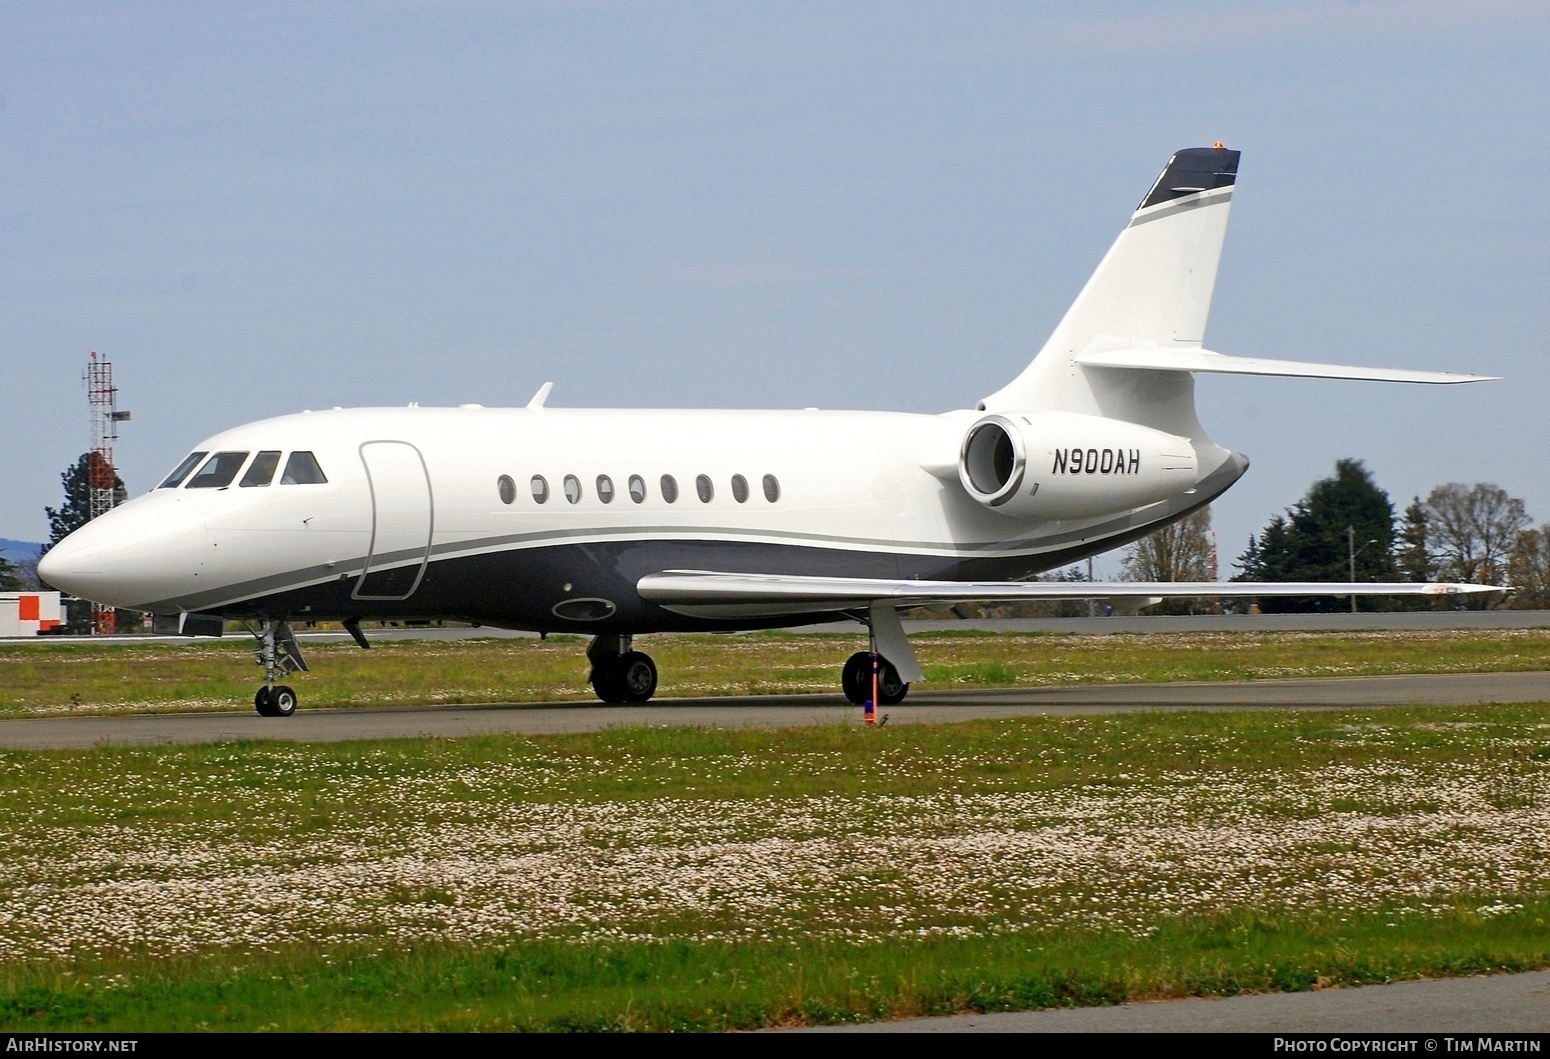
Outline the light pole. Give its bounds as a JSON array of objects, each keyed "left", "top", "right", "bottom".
[{"left": 1347, "top": 525, "right": 1379, "bottom": 614}]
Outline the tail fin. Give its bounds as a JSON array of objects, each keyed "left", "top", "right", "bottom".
[{"left": 981, "top": 146, "right": 1240, "bottom": 431}]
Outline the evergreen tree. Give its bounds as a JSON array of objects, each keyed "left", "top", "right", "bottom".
[
  {"left": 1236, "top": 459, "right": 1397, "bottom": 613},
  {"left": 40, "top": 454, "right": 133, "bottom": 629},
  {"left": 1236, "top": 534, "right": 1262, "bottom": 580},
  {"left": 1393, "top": 497, "right": 1437, "bottom": 610},
  {"left": 0, "top": 555, "right": 22, "bottom": 591},
  {"left": 43, "top": 453, "right": 127, "bottom": 552}
]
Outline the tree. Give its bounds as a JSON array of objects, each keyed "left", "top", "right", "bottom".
[
  {"left": 1506, "top": 526, "right": 1550, "bottom": 610},
  {"left": 40, "top": 453, "right": 132, "bottom": 631},
  {"left": 0, "top": 555, "right": 22, "bottom": 591},
  {"left": 1422, "top": 482, "right": 1527, "bottom": 590},
  {"left": 43, "top": 453, "right": 127, "bottom": 552},
  {"left": 1392, "top": 497, "right": 1437, "bottom": 610},
  {"left": 1121, "top": 507, "right": 1214, "bottom": 614},
  {"left": 1396, "top": 498, "right": 1433, "bottom": 581},
  {"left": 1234, "top": 459, "right": 1397, "bottom": 612}
]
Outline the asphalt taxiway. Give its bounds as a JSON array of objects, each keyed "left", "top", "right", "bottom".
[
  {"left": 801, "top": 969, "right": 1550, "bottom": 1033},
  {"left": 2, "top": 670, "right": 1547, "bottom": 750}
]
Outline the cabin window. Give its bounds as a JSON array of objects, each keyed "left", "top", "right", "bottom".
[
  {"left": 497, "top": 475, "right": 516, "bottom": 504},
  {"left": 563, "top": 474, "right": 582, "bottom": 504},
  {"left": 628, "top": 474, "right": 647, "bottom": 503},
  {"left": 696, "top": 474, "right": 714, "bottom": 503},
  {"left": 763, "top": 474, "right": 780, "bottom": 503},
  {"left": 280, "top": 451, "right": 328, "bottom": 485},
  {"left": 159, "top": 451, "right": 208, "bottom": 489},
  {"left": 185, "top": 451, "right": 250, "bottom": 489},
  {"left": 731, "top": 474, "right": 749, "bottom": 503},
  {"left": 596, "top": 475, "right": 615, "bottom": 504},
  {"left": 660, "top": 474, "right": 679, "bottom": 503},
  {"left": 240, "top": 451, "right": 282, "bottom": 488},
  {"left": 531, "top": 475, "right": 550, "bottom": 504}
]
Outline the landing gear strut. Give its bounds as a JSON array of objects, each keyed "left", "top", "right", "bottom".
[
  {"left": 588, "top": 634, "right": 658, "bottom": 703},
  {"left": 250, "top": 619, "right": 308, "bottom": 717}
]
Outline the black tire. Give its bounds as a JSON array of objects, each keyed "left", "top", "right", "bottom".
[
  {"left": 876, "top": 661, "right": 909, "bottom": 706},
  {"left": 254, "top": 687, "right": 276, "bottom": 717},
  {"left": 616, "top": 651, "right": 658, "bottom": 704},
  {"left": 591, "top": 662, "right": 625, "bottom": 703},
  {"left": 270, "top": 685, "right": 298, "bottom": 717},
  {"left": 841, "top": 651, "right": 872, "bottom": 705}
]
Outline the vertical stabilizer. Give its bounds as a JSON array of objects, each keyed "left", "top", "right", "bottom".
[{"left": 981, "top": 146, "right": 1240, "bottom": 435}]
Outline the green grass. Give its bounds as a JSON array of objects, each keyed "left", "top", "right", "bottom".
[
  {"left": 2, "top": 705, "right": 1549, "bottom": 1029},
  {"left": 3, "top": 626, "right": 1550, "bottom": 716},
  {"left": 5, "top": 908, "right": 1550, "bottom": 1031}
]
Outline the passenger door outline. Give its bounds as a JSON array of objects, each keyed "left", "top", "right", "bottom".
[{"left": 354, "top": 440, "right": 434, "bottom": 601}]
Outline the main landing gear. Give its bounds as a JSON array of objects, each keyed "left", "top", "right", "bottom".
[
  {"left": 841, "top": 651, "right": 909, "bottom": 707},
  {"left": 840, "top": 603, "right": 917, "bottom": 711},
  {"left": 250, "top": 619, "right": 308, "bottom": 717},
  {"left": 588, "top": 634, "right": 659, "bottom": 703}
]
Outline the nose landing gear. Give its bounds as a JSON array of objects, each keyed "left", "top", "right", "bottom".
[{"left": 250, "top": 619, "right": 308, "bottom": 717}]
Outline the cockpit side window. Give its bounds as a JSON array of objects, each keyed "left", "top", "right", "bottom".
[
  {"left": 159, "top": 451, "right": 208, "bottom": 489},
  {"left": 280, "top": 451, "right": 328, "bottom": 485},
  {"left": 239, "top": 451, "right": 282, "bottom": 488},
  {"left": 185, "top": 451, "right": 250, "bottom": 489}
]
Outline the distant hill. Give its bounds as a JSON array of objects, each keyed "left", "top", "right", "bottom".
[{"left": 0, "top": 538, "right": 44, "bottom": 566}]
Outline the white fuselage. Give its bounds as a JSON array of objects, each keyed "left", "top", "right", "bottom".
[{"left": 39, "top": 403, "right": 1243, "bottom": 632}]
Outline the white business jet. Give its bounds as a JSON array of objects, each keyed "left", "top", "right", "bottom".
[{"left": 39, "top": 146, "right": 1497, "bottom": 717}]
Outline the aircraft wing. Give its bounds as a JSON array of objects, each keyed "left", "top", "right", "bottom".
[
  {"left": 637, "top": 570, "right": 1501, "bottom": 620},
  {"left": 1075, "top": 347, "right": 1497, "bottom": 384}
]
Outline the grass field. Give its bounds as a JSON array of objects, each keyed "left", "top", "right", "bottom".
[
  {"left": 3, "top": 626, "right": 1550, "bottom": 716},
  {"left": 2, "top": 704, "right": 1549, "bottom": 1030}
]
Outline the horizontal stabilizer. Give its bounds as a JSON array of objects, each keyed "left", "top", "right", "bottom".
[
  {"left": 639, "top": 570, "right": 1500, "bottom": 619},
  {"left": 1076, "top": 348, "right": 1496, "bottom": 384}
]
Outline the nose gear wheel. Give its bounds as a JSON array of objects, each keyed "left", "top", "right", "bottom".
[{"left": 250, "top": 619, "right": 307, "bottom": 716}]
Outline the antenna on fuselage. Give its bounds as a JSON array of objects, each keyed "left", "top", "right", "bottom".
[{"left": 526, "top": 381, "right": 554, "bottom": 409}]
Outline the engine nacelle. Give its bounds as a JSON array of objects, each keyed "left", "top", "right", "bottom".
[{"left": 958, "top": 411, "right": 1198, "bottom": 519}]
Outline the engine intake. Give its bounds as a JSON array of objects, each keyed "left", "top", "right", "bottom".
[{"left": 959, "top": 412, "right": 1198, "bottom": 519}]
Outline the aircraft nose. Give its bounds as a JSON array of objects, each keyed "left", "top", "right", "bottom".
[
  {"left": 38, "top": 498, "right": 207, "bottom": 610},
  {"left": 37, "top": 517, "right": 130, "bottom": 606},
  {"left": 37, "top": 529, "right": 97, "bottom": 599}
]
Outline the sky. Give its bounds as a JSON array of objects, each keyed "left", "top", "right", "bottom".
[{"left": 2, "top": 0, "right": 1546, "bottom": 576}]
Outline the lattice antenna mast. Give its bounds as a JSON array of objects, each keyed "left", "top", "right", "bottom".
[
  {"left": 83, "top": 351, "right": 131, "bottom": 634},
  {"left": 84, "top": 351, "right": 131, "bottom": 520}
]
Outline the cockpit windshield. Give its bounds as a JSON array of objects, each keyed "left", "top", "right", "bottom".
[
  {"left": 280, "top": 451, "right": 327, "bottom": 485},
  {"left": 185, "top": 451, "right": 250, "bottom": 489},
  {"left": 161, "top": 449, "right": 327, "bottom": 490},
  {"left": 159, "top": 451, "right": 208, "bottom": 489},
  {"left": 239, "top": 451, "right": 282, "bottom": 488}
]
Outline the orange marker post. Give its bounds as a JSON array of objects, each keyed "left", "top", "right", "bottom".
[{"left": 865, "top": 652, "right": 879, "bottom": 726}]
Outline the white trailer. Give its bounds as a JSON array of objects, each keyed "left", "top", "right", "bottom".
[{"left": 0, "top": 592, "right": 65, "bottom": 636}]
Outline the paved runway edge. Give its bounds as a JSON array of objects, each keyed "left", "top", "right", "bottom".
[
  {"left": 796, "top": 969, "right": 1550, "bottom": 1033},
  {"left": 2, "top": 671, "right": 1548, "bottom": 749}
]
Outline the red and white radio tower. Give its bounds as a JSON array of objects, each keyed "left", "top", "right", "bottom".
[{"left": 83, "top": 351, "right": 131, "bottom": 633}]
